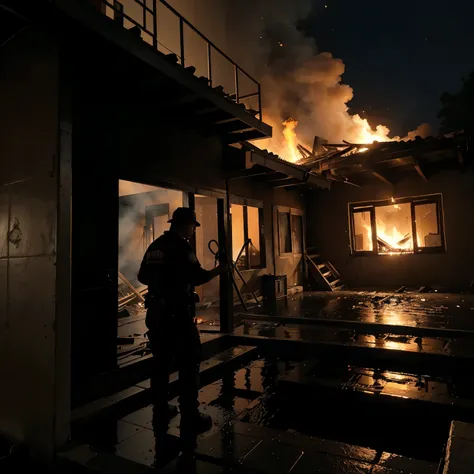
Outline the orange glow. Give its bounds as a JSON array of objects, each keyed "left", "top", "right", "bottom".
[
  {"left": 282, "top": 119, "right": 301, "bottom": 163},
  {"left": 361, "top": 202, "right": 414, "bottom": 255}
]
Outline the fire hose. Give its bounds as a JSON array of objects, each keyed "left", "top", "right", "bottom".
[{"left": 208, "top": 239, "right": 259, "bottom": 311}]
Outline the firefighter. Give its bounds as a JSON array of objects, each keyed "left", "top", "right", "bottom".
[{"left": 137, "top": 207, "right": 227, "bottom": 438}]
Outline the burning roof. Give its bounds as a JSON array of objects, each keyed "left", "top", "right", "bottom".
[{"left": 292, "top": 131, "right": 468, "bottom": 187}]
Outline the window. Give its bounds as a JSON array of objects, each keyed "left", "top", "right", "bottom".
[
  {"left": 349, "top": 194, "right": 445, "bottom": 256},
  {"left": 279, "top": 211, "right": 292, "bottom": 254},
  {"left": 231, "top": 203, "right": 265, "bottom": 270},
  {"left": 291, "top": 214, "right": 304, "bottom": 254},
  {"left": 278, "top": 207, "right": 304, "bottom": 255}
]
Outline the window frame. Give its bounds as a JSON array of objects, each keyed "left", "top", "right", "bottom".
[
  {"left": 230, "top": 199, "right": 266, "bottom": 271},
  {"left": 277, "top": 206, "right": 304, "bottom": 257},
  {"left": 348, "top": 193, "right": 446, "bottom": 256}
]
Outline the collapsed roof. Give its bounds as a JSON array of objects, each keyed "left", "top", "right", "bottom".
[{"left": 296, "top": 131, "right": 468, "bottom": 187}]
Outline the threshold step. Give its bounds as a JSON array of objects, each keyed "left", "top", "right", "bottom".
[{"left": 72, "top": 345, "right": 257, "bottom": 424}]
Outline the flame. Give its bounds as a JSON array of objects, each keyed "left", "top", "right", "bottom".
[
  {"left": 361, "top": 201, "right": 414, "bottom": 255},
  {"left": 277, "top": 115, "right": 402, "bottom": 163},
  {"left": 282, "top": 119, "right": 300, "bottom": 163},
  {"left": 263, "top": 113, "right": 430, "bottom": 164}
]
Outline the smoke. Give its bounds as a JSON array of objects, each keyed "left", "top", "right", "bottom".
[
  {"left": 223, "top": 1, "right": 431, "bottom": 158},
  {"left": 118, "top": 181, "right": 183, "bottom": 282}
]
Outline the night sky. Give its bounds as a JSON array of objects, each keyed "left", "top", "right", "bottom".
[{"left": 303, "top": 0, "right": 474, "bottom": 136}]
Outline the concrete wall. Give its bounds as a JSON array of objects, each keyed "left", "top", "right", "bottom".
[
  {"left": 307, "top": 169, "right": 474, "bottom": 290},
  {"left": 0, "top": 26, "right": 70, "bottom": 458}
]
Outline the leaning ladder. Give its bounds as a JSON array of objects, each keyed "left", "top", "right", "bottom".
[{"left": 306, "top": 249, "right": 345, "bottom": 291}]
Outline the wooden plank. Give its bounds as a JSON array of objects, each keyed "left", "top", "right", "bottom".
[
  {"left": 118, "top": 271, "right": 145, "bottom": 303},
  {"left": 372, "top": 170, "right": 393, "bottom": 185},
  {"left": 307, "top": 255, "right": 333, "bottom": 291}
]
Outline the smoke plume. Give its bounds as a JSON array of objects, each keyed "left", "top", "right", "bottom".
[{"left": 224, "top": 0, "right": 430, "bottom": 160}]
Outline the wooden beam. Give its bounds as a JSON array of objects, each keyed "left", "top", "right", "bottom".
[
  {"left": 272, "top": 177, "right": 304, "bottom": 188},
  {"left": 413, "top": 159, "right": 428, "bottom": 181},
  {"left": 370, "top": 167, "right": 393, "bottom": 185},
  {"left": 228, "top": 168, "right": 277, "bottom": 180},
  {"left": 225, "top": 129, "right": 266, "bottom": 144}
]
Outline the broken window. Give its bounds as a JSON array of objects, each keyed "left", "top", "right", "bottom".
[
  {"left": 349, "top": 194, "right": 445, "bottom": 255},
  {"left": 231, "top": 203, "right": 264, "bottom": 270}
]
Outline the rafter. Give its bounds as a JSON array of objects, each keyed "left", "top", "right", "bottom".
[{"left": 412, "top": 159, "right": 428, "bottom": 181}]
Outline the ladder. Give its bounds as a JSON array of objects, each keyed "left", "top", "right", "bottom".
[{"left": 306, "top": 249, "right": 345, "bottom": 291}]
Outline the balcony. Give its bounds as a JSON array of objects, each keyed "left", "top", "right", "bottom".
[{"left": 80, "top": 0, "right": 272, "bottom": 143}]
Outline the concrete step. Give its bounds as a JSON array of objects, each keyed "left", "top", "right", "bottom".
[
  {"left": 232, "top": 320, "right": 474, "bottom": 377},
  {"left": 442, "top": 421, "right": 474, "bottom": 474},
  {"left": 193, "top": 420, "right": 438, "bottom": 474},
  {"left": 72, "top": 344, "right": 257, "bottom": 425},
  {"left": 278, "top": 362, "right": 474, "bottom": 420},
  {"left": 72, "top": 332, "right": 232, "bottom": 409}
]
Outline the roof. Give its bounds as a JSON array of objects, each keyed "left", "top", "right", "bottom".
[
  {"left": 238, "top": 142, "right": 331, "bottom": 190},
  {"left": 296, "top": 131, "right": 468, "bottom": 187}
]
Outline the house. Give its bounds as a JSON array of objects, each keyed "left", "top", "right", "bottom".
[
  {"left": 304, "top": 133, "right": 473, "bottom": 291},
  {"left": 1, "top": 0, "right": 473, "bottom": 465},
  {"left": 0, "top": 0, "right": 327, "bottom": 459}
]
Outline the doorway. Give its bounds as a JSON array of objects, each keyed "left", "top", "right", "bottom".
[
  {"left": 117, "top": 179, "right": 185, "bottom": 365},
  {"left": 194, "top": 195, "right": 221, "bottom": 329}
]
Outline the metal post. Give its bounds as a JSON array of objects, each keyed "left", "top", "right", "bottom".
[
  {"left": 258, "top": 83, "right": 262, "bottom": 120},
  {"left": 218, "top": 188, "right": 234, "bottom": 333},
  {"left": 234, "top": 65, "right": 240, "bottom": 103},
  {"left": 207, "top": 43, "right": 212, "bottom": 87},
  {"left": 152, "top": 0, "right": 158, "bottom": 49},
  {"left": 179, "top": 17, "right": 185, "bottom": 67}
]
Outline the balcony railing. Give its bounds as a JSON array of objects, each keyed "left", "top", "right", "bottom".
[{"left": 95, "top": 0, "right": 262, "bottom": 120}]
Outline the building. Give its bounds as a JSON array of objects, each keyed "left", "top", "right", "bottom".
[
  {"left": 1, "top": 0, "right": 473, "bottom": 468},
  {"left": 0, "top": 0, "right": 328, "bottom": 460}
]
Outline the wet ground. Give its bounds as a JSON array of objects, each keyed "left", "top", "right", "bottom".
[
  {"left": 91, "top": 290, "right": 474, "bottom": 472},
  {"left": 246, "top": 291, "right": 474, "bottom": 330},
  {"left": 73, "top": 354, "right": 453, "bottom": 472}
]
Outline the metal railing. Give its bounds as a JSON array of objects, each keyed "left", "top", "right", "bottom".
[{"left": 95, "top": 0, "right": 262, "bottom": 119}]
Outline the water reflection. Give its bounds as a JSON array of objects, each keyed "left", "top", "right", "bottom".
[{"left": 244, "top": 291, "right": 474, "bottom": 331}]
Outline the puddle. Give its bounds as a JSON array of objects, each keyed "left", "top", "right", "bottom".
[{"left": 243, "top": 291, "right": 474, "bottom": 331}]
